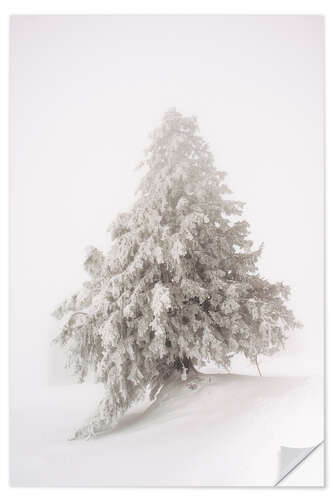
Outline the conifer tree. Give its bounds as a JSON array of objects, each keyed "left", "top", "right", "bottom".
[{"left": 53, "top": 109, "right": 300, "bottom": 439}]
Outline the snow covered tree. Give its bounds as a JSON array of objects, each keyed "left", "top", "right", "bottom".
[{"left": 53, "top": 109, "right": 300, "bottom": 439}]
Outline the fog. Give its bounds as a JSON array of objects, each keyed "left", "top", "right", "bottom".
[{"left": 11, "top": 15, "right": 323, "bottom": 395}]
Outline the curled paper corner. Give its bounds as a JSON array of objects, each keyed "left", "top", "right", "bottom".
[{"left": 275, "top": 441, "right": 324, "bottom": 486}]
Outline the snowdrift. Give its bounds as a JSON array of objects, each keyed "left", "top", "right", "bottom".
[{"left": 11, "top": 373, "right": 322, "bottom": 486}]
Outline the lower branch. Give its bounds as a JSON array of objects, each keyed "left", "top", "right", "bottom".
[{"left": 255, "top": 356, "right": 262, "bottom": 377}]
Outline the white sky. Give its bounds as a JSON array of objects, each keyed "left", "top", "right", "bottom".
[{"left": 11, "top": 15, "right": 324, "bottom": 389}]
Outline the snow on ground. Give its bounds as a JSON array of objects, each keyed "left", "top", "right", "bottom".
[{"left": 11, "top": 372, "right": 323, "bottom": 486}]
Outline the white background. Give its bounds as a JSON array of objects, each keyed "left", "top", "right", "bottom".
[
  {"left": 11, "top": 14, "right": 324, "bottom": 389},
  {"left": 2, "top": 2, "right": 330, "bottom": 497}
]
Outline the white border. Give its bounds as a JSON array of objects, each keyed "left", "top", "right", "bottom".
[{"left": 1, "top": 1, "right": 331, "bottom": 499}]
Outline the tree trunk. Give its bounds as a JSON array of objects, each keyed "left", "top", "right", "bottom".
[{"left": 174, "top": 356, "right": 199, "bottom": 374}]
